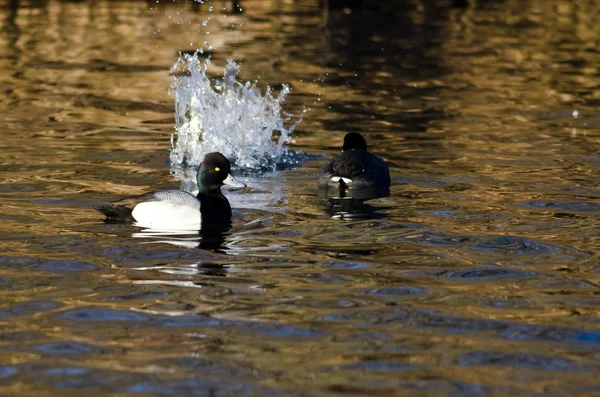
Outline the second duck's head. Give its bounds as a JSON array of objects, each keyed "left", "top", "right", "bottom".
[
  {"left": 197, "top": 152, "right": 246, "bottom": 195},
  {"left": 342, "top": 132, "right": 367, "bottom": 151}
]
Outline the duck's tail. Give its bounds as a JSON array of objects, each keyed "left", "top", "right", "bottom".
[{"left": 95, "top": 203, "right": 135, "bottom": 222}]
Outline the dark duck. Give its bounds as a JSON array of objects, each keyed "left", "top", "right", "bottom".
[{"left": 319, "top": 132, "right": 391, "bottom": 195}]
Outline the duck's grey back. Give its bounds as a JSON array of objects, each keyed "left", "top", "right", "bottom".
[{"left": 149, "top": 190, "right": 201, "bottom": 209}]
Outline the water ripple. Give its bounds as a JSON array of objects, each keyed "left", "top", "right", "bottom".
[
  {"left": 458, "top": 351, "right": 587, "bottom": 371},
  {"left": 338, "top": 361, "right": 416, "bottom": 371},
  {"left": 420, "top": 313, "right": 600, "bottom": 346},
  {"left": 43, "top": 367, "right": 90, "bottom": 376},
  {"left": 37, "top": 260, "right": 100, "bottom": 272},
  {"left": 473, "top": 236, "right": 559, "bottom": 255},
  {"left": 445, "top": 268, "right": 535, "bottom": 281},
  {"left": 323, "top": 261, "right": 369, "bottom": 270},
  {"left": 0, "top": 366, "right": 17, "bottom": 379},
  {"left": 360, "top": 286, "right": 425, "bottom": 296},
  {"left": 35, "top": 342, "right": 106, "bottom": 355},
  {"left": 59, "top": 308, "right": 149, "bottom": 323},
  {"left": 128, "top": 379, "right": 262, "bottom": 397},
  {"left": 523, "top": 200, "right": 600, "bottom": 213},
  {"left": 421, "top": 234, "right": 476, "bottom": 246},
  {"left": 152, "top": 357, "right": 275, "bottom": 379},
  {"left": 0, "top": 301, "right": 62, "bottom": 317},
  {"left": 0, "top": 256, "right": 99, "bottom": 272}
]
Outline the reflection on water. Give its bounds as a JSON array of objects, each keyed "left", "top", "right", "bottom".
[
  {"left": 323, "top": 197, "right": 387, "bottom": 220},
  {"left": 319, "top": 184, "right": 390, "bottom": 219},
  {"left": 2, "top": 0, "right": 600, "bottom": 396},
  {"left": 132, "top": 227, "right": 233, "bottom": 254}
]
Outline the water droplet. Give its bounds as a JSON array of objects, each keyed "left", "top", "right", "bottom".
[
  {"left": 208, "top": 6, "right": 213, "bottom": 11},
  {"left": 202, "top": 21, "right": 208, "bottom": 26}
]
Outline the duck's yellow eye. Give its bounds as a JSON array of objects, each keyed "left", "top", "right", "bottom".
[{"left": 214, "top": 167, "right": 220, "bottom": 172}]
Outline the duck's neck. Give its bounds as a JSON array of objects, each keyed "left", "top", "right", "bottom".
[{"left": 197, "top": 186, "right": 225, "bottom": 200}]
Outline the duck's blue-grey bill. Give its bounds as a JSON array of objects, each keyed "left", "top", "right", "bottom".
[{"left": 223, "top": 174, "right": 246, "bottom": 188}]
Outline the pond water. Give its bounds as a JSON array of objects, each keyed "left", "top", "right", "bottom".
[{"left": 1, "top": 0, "right": 600, "bottom": 395}]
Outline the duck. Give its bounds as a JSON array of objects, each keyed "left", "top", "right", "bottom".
[
  {"left": 96, "top": 152, "right": 245, "bottom": 231},
  {"left": 319, "top": 132, "right": 391, "bottom": 193}
]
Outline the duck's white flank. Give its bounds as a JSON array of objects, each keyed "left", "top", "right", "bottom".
[
  {"left": 330, "top": 176, "right": 353, "bottom": 184},
  {"left": 132, "top": 201, "right": 201, "bottom": 230}
]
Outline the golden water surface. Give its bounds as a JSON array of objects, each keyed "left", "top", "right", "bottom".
[{"left": 1, "top": 0, "right": 600, "bottom": 396}]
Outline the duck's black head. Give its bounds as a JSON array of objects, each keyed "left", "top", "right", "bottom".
[
  {"left": 342, "top": 132, "right": 367, "bottom": 151},
  {"left": 197, "top": 152, "right": 245, "bottom": 195}
]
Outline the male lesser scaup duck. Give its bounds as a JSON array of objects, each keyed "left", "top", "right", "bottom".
[
  {"left": 319, "top": 132, "right": 391, "bottom": 192},
  {"left": 97, "top": 152, "right": 245, "bottom": 231}
]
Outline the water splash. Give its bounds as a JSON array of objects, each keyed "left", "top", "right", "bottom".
[{"left": 169, "top": 53, "right": 302, "bottom": 172}]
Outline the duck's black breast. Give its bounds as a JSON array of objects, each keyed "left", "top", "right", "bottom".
[
  {"left": 198, "top": 194, "right": 233, "bottom": 231},
  {"left": 319, "top": 149, "right": 391, "bottom": 189}
]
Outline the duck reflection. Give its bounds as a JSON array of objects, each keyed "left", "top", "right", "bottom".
[
  {"left": 134, "top": 261, "right": 232, "bottom": 278},
  {"left": 194, "top": 262, "right": 231, "bottom": 277},
  {"left": 319, "top": 185, "right": 389, "bottom": 220},
  {"left": 131, "top": 226, "right": 230, "bottom": 253}
]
